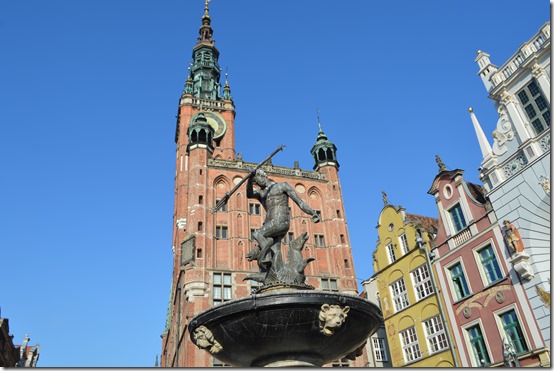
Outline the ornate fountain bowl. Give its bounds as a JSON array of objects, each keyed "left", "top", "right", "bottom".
[{"left": 189, "top": 289, "right": 383, "bottom": 367}]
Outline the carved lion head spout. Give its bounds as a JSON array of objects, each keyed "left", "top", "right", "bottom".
[
  {"left": 318, "top": 304, "right": 350, "bottom": 336},
  {"left": 193, "top": 325, "right": 223, "bottom": 353}
]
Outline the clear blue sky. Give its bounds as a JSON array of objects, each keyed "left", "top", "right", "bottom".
[{"left": 0, "top": 0, "right": 549, "bottom": 367}]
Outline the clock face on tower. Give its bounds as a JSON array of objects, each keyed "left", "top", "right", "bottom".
[{"left": 191, "top": 111, "right": 227, "bottom": 139}]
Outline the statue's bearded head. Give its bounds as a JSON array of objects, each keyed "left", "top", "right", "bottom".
[{"left": 254, "top": 169, "right": 271, "bottom": 188}]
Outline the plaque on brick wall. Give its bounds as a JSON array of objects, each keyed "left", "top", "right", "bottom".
[{"left": 181, "top": 236, "right": 196, "bottom": 266}]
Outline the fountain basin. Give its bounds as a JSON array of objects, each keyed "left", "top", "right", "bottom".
[{"left": 189, "top": 289, "right": 383, "bottom": 367}]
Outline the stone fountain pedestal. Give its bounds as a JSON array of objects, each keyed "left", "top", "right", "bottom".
[{"left": 189, "top": 287, "right": 383, "bottom": 367}]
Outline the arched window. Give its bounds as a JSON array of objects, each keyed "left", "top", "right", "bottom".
[
  {"left": 318, "top": 148, "right": 326, "bottom": 161},
  {"left": 199, "top": 129, "right": 207, "bottom": 143}
]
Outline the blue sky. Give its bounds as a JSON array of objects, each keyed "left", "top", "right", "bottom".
[{"left": 0, "top": 0, "right": 549, "bottom": 367}]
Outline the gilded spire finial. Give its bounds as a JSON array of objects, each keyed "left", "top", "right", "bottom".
[
  {"left": 204, "top": 0, "right": 211, "bottom": 16},
  {"left": 316, "top": 108, "right": 322, "bottom": 132},
  {"left": 436, "top": 154, "right": 446, "bottom": 172}
]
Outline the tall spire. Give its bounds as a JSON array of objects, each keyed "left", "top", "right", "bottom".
[
  {"left": 468, "top": 107, "right": 493, "bottom": 159},
  {"left": 197, "top": 0, "right": 214, "bottom": 45},
  {"left": 188, "top": 0, "right": 222, "bottom": 100},
  {"left": 223, "top": 68, "right": 232, "bottom": 101}
]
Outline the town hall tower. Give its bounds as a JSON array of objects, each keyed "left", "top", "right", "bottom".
[{"left": 160, "top": 3, "right": 363, "bottom": 366}]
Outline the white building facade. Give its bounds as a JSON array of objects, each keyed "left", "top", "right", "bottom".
[
  {"left": 362, "top": 277, "right": 392, "bottom": 368},
  {"left": 471, "top": 22, "right": 550, "bottom": 351}
]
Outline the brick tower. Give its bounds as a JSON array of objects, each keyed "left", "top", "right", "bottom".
[{"left": 160, "top": 2, "right": 364, "bottom": 367}]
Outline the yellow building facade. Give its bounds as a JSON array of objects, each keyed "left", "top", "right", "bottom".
[{"left": 372, "top": 198, "right": 457, "bottom": 367}]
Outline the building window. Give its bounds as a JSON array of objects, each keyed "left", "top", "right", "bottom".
[
  {"left": 467, "top": 324, "right": 490, "bottom": 366},
  {"left": 217, "top": 199, "right": 228, "bottom": 212},
  {"left": 386, "top": 243, "right": 396, "bottom": 263},
  {"left": 372, "top": 337, "right": 388, "bottom": 362},
  {"left": 249, "top": 202, "right": 261, "bottom": 215},
  {"left": 449, "top": 262, "right": 470, "bottom": 301},
  {"left": 398, "top": 233, "right": 409, "bottom": 254},
  {"left": 216, "top": 225, "right": 228, "bottom": 239},
  {"left": 411, "top": 264, "right": 434, "bottom": 300},
  {"left": 213, "top": 357, "right": 231, "bottom": 367},
  {"left": 501, "top": 310, "right": 528, "bottom": 354},
  {"left": 423, "top": 316, "right": 448, "bottom": 354},
  {"left": 478, "top": 244, "right": 502, "bottom": 285},
  {"left": 197, "top": 221, "right": 203, "bottom": 231},
  {"left": 199, "top": 195, "right": 203, "bottom": 204},
  {"left": 330, "top": 358, "right": 350, "bottom": 367},
  {"left": 399, "top": 327, "right": 422, "bottom": 363},
  {"left": 448, "top": 204, "right": 467, "bottom": 233},
  {"left": 249, "top": 280, "right": 263, "bottom": 293},
  {"left": 340, "top": 234, "right": 345, "bottom": 244},
  {"left": 314, "top": 234, "right": 325, "bottom": 247},
  {"left": 321, "top": 278, "right": 338, "bottom": 292},
  {"left": 213, "top": 272, "right": 232, "bottom": 305},
  {"left": 517, "top": 79, "right": 550, "bottom": 135},
  {"left": 390, "top": 278, "right": 409, "bottom": 312},
  {"left": 284, "top": 231, "right": 294, "bottom": 243}
]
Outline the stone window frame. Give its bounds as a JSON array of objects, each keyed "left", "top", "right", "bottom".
[
  {"left": 372, "top": 337, "right": 388, "bottom": 362},
  {"left": 390, "top": 278, "right": 410, "bottom": 312},
  {"left": 399, "top": 326, "right": 422, "bottom": 363},
  {"left": 411, "top": 264, "right": 434, "bottom": 301},
  {"left": 463, "top": 320, "right": 491, "bottom": 366},
  {"left": 423, "top": 315, "right": 448, "bottom": 354},
  {"left": 212, "top": 272, "right": 232, "bottom": 306}
]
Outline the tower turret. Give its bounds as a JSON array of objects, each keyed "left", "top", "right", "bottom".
[
  {"left": 187, "top": 111, "right": 215, "bottom": 152},
  {"left": 310, "top": 124, "right": 339, "bottom": 171},
  {"left": 475, "top": 50, "right": 498, "bottom": 93}
]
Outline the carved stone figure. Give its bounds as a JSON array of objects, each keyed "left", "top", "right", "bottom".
[
  {"left": 192, "top": 325, "right": 222, "bottom": 353},
  {"left": 245, "top": 169, "right": 319, "bottom": 284},
  {"left": 319, "top": 304, "right": 350, "bottom": 336},
  {"left": 503, "top": 220, "right": 525, "bottom": 253}
]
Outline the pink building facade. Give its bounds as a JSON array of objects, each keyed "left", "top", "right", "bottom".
[{"left": 427, "top": 159, "right": 549, "bottom": 367}]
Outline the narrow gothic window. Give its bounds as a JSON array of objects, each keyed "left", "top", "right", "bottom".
[
  {"left": 314, "top": 234, "right": 325, "bottom": 247},
  {"left": 199, "top": 129, "right": 207, "bottom": 142}
]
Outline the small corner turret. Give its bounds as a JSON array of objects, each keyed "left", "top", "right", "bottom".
[
  {"left": 310, "top": 114, "right": 339, "bottom": 171},
  {"left": 187, "top": 111, "right": 215, "bottom": 152}
]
